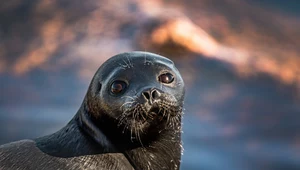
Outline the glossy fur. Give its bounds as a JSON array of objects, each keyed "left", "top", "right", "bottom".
[{"left": 0, "top": 51, "right": 185, "bottom": 170}]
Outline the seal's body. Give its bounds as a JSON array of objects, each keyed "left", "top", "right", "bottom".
[{"left": 0, "top": 52, "right": 185, "bottom": 170}]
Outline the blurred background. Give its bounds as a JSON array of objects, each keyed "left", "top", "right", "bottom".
[{"left": 0, "top": 0, "right": 300, "bottom": 169}]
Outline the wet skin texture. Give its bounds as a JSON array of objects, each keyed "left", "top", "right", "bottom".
[{"left": 0, "top": 51, "right": 185, "bottom": 170}]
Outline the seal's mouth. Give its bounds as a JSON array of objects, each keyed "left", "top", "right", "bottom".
[
  {"left": 149, "top": 107, "right": 160, "bottom": 114},
  {"left": 148, "top": 106, "right": 162, "bottom": 120},
  {"left": 117, "top": 99, "right": 182, "bottom": 144},
  {"left": 118, "top": 94, "right": 182, "bottom": 127}
]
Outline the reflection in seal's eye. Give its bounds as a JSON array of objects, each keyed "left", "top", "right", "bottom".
[
  {"left": 111, "top": 80, "right": 127, "bottom": 94},
  {"left": 158, "top": 73, "right": 174, "bottom": 84}
]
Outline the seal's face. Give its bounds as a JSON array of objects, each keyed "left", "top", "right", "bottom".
[{"left": 86, "top": 52, "right": 185, "bottom": 144}]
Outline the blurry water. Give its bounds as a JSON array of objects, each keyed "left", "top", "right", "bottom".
[{"left": 0, "top": 57, "right": 300, "bottom": 170}]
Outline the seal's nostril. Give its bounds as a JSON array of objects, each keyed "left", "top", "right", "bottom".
[
  {"left": 142, "top": 89, "right": 161, "bottom": 102},
  {"left": 151, "top": 89, "right": 160, "bottom": 100},
  {"left": 142, "top": 91, "right": 150, "bottom": 100}
]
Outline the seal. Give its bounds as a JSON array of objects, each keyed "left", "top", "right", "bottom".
[{"left": 0, "top": 51, "right": 185, "bottom": 170}]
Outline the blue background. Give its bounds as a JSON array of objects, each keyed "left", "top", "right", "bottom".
[{"left": 0, "top": 1, "right": 300, "bottom": 169}]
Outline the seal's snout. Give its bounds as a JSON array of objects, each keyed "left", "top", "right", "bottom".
[{"left": 142, "top": 88, "right": 161, "bottom": 104}]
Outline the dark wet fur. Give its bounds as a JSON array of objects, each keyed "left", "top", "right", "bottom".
[{"left": 0, "top": 51, "right": 185, "bottom": 170}]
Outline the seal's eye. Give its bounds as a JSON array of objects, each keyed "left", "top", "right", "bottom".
[
  {"left": 111, "top": 81, "right": 127, "bottom": 94},
  {"left": 158, "top": 73, "right": 174, "bottom": 84}
]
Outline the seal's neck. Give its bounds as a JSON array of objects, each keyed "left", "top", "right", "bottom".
[
  {"left": 79, "top": 105, "right": 182, "bottom": 170},
  {"left": 78, "top": 107, "right": 117, "bottom": 152},
  {"left": 124, "top": 126, "right": 182, "bottom": 170},
  {"left": 35, "top": 110, "right": 112, "bottom": 158}
]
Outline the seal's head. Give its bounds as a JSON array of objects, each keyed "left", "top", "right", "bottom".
[{"left": 83, "top": 51, "right": 185, "bottom": 146}]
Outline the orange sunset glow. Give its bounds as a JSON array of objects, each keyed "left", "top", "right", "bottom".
[{"left": 0, "top": 1, "right": 300, "bottom": 170}]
